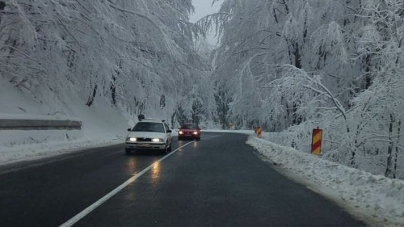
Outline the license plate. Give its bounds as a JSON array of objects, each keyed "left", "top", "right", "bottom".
[{"left": 140, "top": 144, "right": 150, "bottom": 147}]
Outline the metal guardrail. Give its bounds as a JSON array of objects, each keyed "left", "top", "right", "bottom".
[{"left": 0, "top": 119, "right": 82, "bottom": 130}]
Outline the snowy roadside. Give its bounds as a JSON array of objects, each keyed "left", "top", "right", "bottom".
[
  {"left": 247, "top": 135, "right": 404, "bottom": 227},
  {"left": 0, "top": 132, "right": 124, "bottom": 166}
]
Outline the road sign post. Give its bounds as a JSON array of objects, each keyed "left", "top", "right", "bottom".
[{"left": 311, "top": 128, "right": 323, "bottom": 156}]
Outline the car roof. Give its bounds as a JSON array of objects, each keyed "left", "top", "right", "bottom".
[
  {"left": 180, "top": 123, "right": 198, "bottom": 128},
  {"left": 138, "top": 119, "right": 165, "bottom": 123}
]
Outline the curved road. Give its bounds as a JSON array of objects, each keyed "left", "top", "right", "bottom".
[{"left": 0, "top": 132, "right": 366, "bottom": 227}]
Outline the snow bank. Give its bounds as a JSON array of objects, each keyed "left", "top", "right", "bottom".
[
  {"left": 247, "top": 136, "right": 404, "bottom": 227},
  {"left": 0, "top": 129, "right": 122, "bottom": 165}
]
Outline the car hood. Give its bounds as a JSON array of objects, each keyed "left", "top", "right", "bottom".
[{"left": 126, "top": 131, "right": 167, "bottom": 139}]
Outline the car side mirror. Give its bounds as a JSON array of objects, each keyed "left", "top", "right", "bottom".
[
  {"left": 167, "top": 129, "right": 172, "bottom": 133},
  {"left": 127, "top": 128, "right": 131, "bottom": 131}
]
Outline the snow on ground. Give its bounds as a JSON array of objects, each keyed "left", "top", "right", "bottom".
[
  {"left": 0, "top": 76, "right": 130, "bottom": 165},
  {"left": 0, "top": 125, "right": 403, "bottom": 226},
  {"left": 0, "top": 129, "right": 123, "bottom": 165},
  {"left": 0, "top": 108, "right": 128, "bottom": 165},
  {"left": 247, "top": 132, "right": 404, "bottom": 227}
]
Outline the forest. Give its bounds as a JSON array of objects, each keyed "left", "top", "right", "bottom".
[
  {"left": 203, "top": 0, "right": 404, "bottom": 179},
  {"left": 0, "top": 0, "right": 403, "bottom": 179}
]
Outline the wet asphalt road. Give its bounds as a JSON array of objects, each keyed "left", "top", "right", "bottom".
[{"left": 0, "top": 132, "right": 367, "bottom": 227}]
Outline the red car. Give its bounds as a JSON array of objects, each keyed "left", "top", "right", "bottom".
[{"left": 178, "top": 123, "right": 201, "bottom": 141}]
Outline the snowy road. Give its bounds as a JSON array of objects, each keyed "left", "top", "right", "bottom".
[{"left": 0, "top": 132, "right": 365, "bottom": 227}]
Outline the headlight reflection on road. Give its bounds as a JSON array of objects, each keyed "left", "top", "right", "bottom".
[
  {"left": 177, "top": 141, "right": 185, "bottom": 155},
  {"left": 126, "top": 158, "right": 137, "bottom": 174},
  {"left": 124, "top": 159, "right": 138, "bottom": 201},
  {"left": 125, "top": 191, "right": 136, "bottom": 201},
  {"left": 151, "top": 161, "right": 161, "bottom": 184}
]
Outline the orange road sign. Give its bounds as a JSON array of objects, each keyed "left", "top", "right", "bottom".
[
  {"left": 311, "top": 128, "right": 323, "bottom": 155},
  {"left": 254, "top": 126, "right": 262, "bottom": 138}
]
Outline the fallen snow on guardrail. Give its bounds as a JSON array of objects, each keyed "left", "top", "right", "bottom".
[
  {"left": 0, "top": 113, "right": 81, "bottom": 121},
  {"left": 247, "top": 136, "right": 404, "bottom": 227}
]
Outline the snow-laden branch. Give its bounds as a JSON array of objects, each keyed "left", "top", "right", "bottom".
[{"left": 108, "top": 2, "right": 182, "bottom": 59}]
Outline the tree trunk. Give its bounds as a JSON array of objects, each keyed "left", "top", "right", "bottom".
[
  {"left": 385, "top": 113, "right": 394, "bottom": 178},
  {"left": 0, "top": 1, "right": 5, "bottom": 23},
  {"left": 86, "top": 84, "right": 97, "bottom": 107},
  {"left": 110, "top": 77, "right": 116, "bottom": 105},
  {"left": 364, "top": 55, "right": 372, "bottom": 89},
  {"left": 393, "top": 120, "right": 401, "bottom": 179},
  {"left": 350, "top": 150, "right": 356, "bottom": 167},
  {"left": 160, "top": 94, "right": 166, "bottom": 108},
  {"left": 293, "top": 43, "right": 302, "bottom": 69}
]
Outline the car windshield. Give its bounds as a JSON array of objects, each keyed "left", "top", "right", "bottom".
[
  {"left": 132, "top": 122, "right": 165, "bottom": 133},
  {"left": 181, "top": 124, "right": 198, "bottom": 129}
]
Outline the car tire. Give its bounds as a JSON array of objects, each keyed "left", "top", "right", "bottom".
[
  {"left": 161, "top": 142, "right": 169, "bottom": 155},
  {"left": 125, "top": 148, "right": 131, "bottom": 155}
]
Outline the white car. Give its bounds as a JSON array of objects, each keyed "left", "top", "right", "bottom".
[{"left": 125, "top": 119, "right": 172, "bottom": 155}]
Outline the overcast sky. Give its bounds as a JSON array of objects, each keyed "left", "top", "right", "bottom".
[
  {"left": 190, "top": 0, "right": 223, "bottom": 45},
  {"left": 190, "top": 0, "right": 222, "bottom": 22}
]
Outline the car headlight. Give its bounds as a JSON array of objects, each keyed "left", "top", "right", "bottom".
[
  {"left": 126, "top": 137, "right": 137, "bottom": 142},
  {"left": 152, "top": 138, "right": 163, "bottom": 142},
  {"left": 179, "top": 131, "right": 184, "bottom": 134},
  {"left": 193, "top": 131, "right": 198, "bottom": 135}
]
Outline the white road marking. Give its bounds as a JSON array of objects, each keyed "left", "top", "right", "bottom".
[{"left": 59, "top": 141, "right": 194, "bottom": 227}]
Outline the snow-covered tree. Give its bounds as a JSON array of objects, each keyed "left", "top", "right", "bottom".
[
  {"left": 206, "top": 0, "right": 404, "bottom": 178},
  {"left": 0, "top": 0, "right": 215, "bottom": 126}
]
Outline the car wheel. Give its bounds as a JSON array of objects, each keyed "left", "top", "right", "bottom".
[
  {"left": 161, "top": 143, "right": 169, "bottom": 155},
  {"left": 125, "top": 148, "right": 131, "bottom": 155}
]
